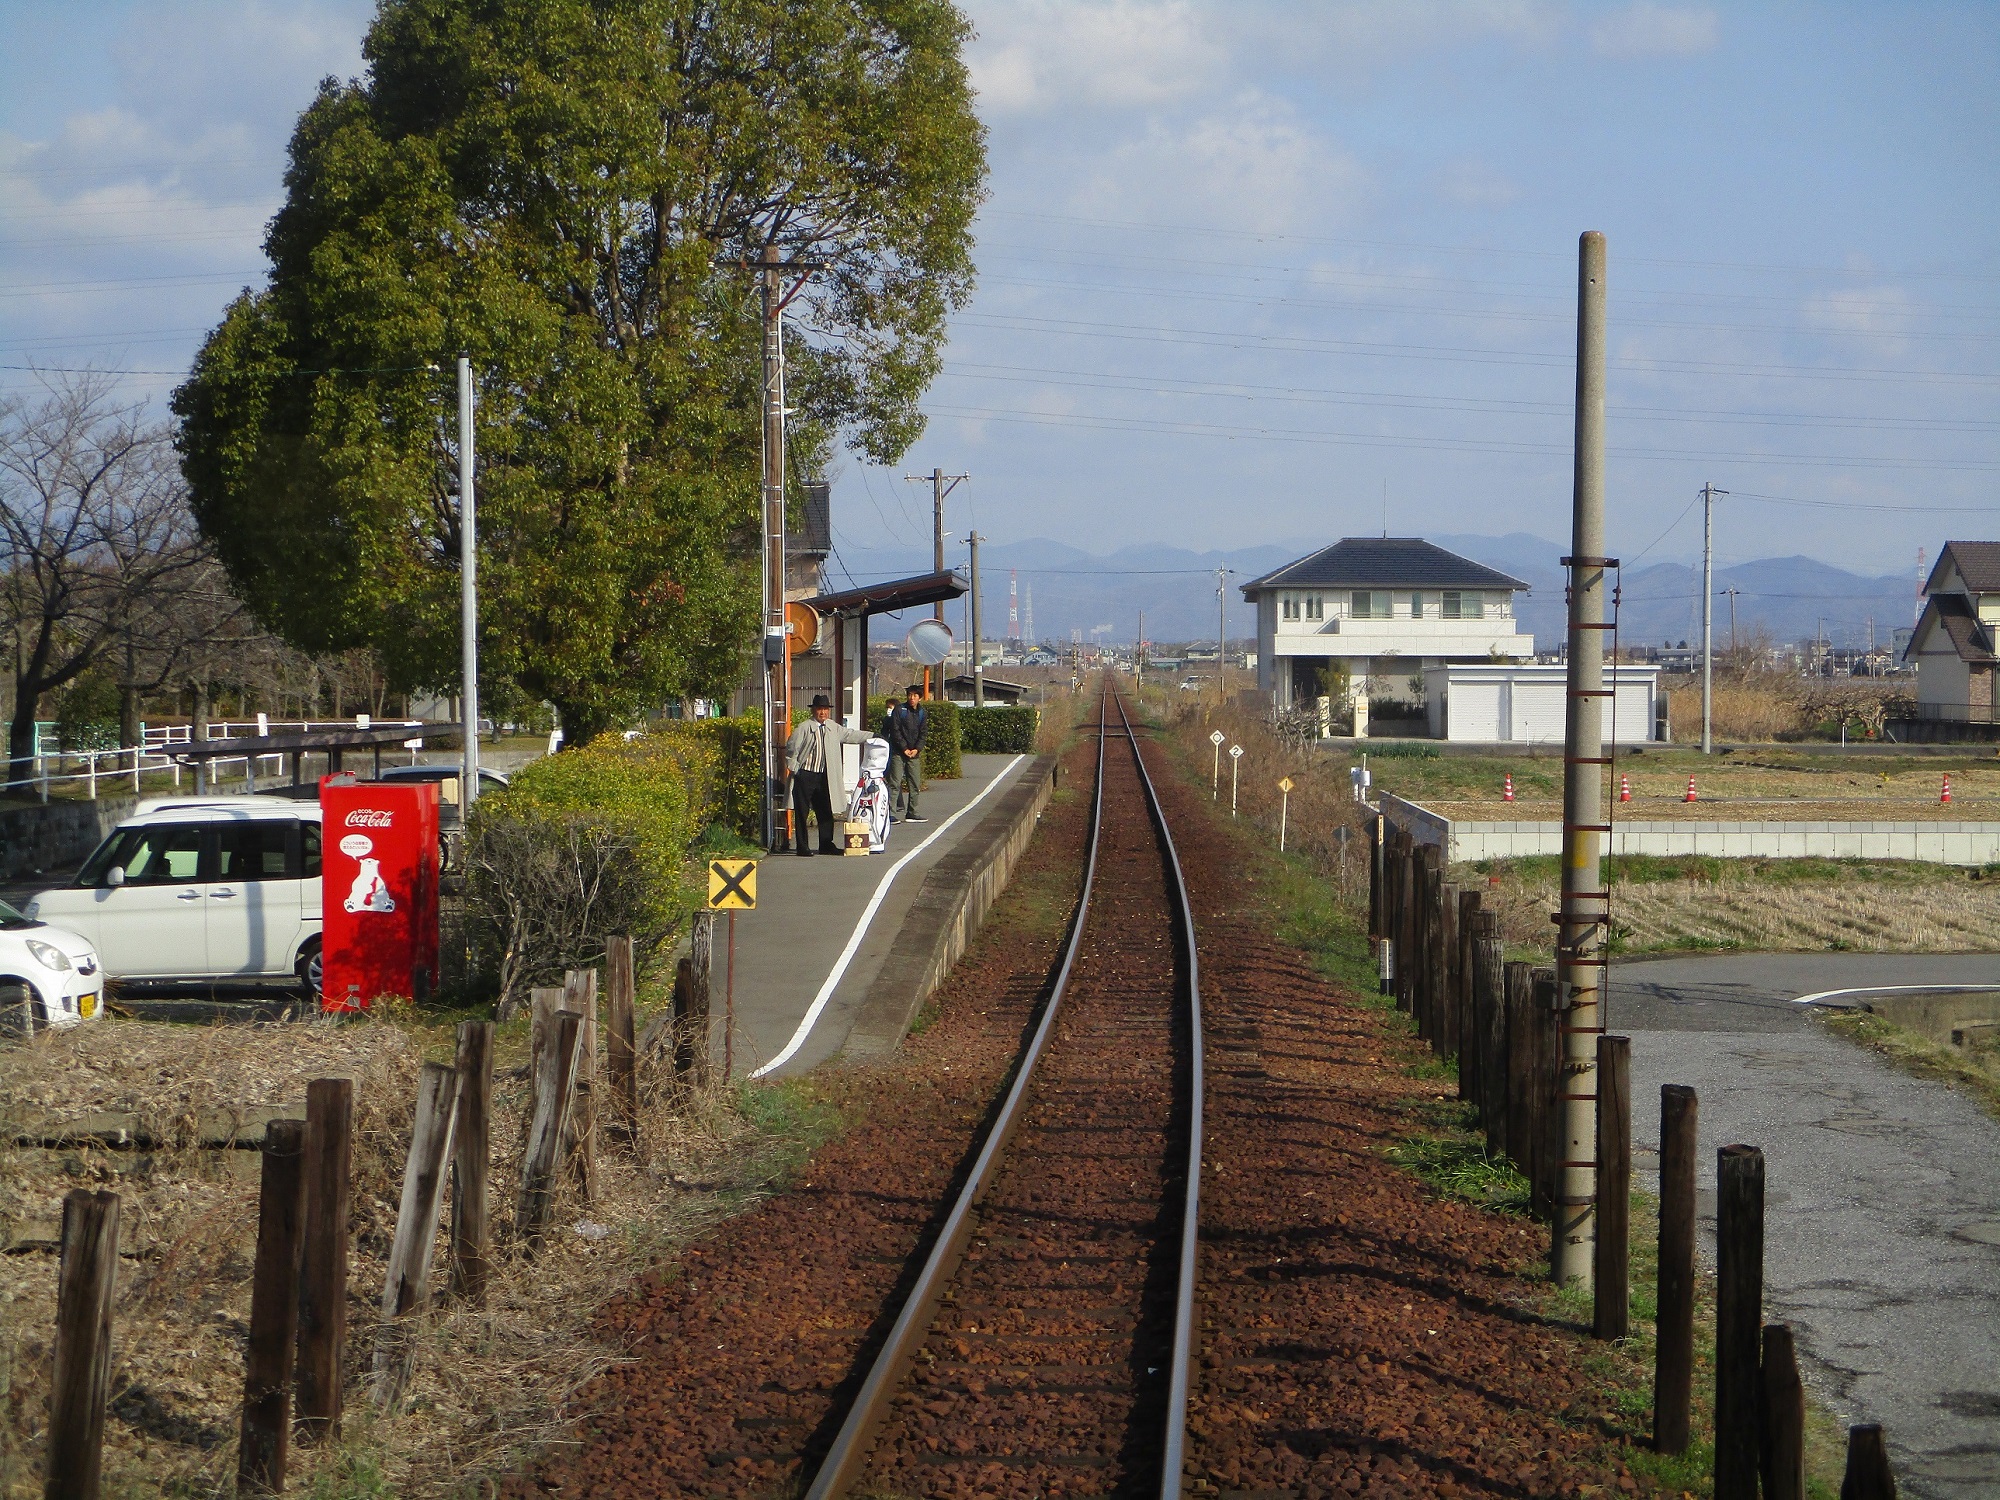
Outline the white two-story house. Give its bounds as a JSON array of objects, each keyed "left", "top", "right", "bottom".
[
  {"left": 1242, "top": 537, "right": 1533, "bottom": 710},
  {"left": 1906, "top": 540, "right": 1999, "bottom": 724}
]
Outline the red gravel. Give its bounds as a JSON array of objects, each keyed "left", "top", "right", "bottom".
[{"left": 856, "top": 726, "right": 1187, "bottom": 1498}]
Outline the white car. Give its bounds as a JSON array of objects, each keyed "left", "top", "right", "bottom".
[
  {"left": 27, "top": 799, "right": 324, "bottom": 1000},
  {"left": 0, "top": 898, "right": 103, "bottom": 1035}
]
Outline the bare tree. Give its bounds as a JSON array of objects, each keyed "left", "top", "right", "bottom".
[{"left": 1, "top": 377, "right": 207, "bottom": 786}]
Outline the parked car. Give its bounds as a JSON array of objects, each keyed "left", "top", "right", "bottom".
[
  {"left": 27, "top": 798, "right": 324, "bottom": 999},
  {"left": 0, "top": 898, "right": 102, "bottom": 1035},
  {"left": 374, "top": 764, "right": 510, "bottom": 870}
]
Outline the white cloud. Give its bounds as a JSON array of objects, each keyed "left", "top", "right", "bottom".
[
  {"left": 1589, "top": 3, "right": 1719, "bottom": 60},
  {"left": 1077, "top": 92, "right": 1364, "bottom": 236},
  {"left": 964, "top": 0, "right": 1226, "bottom": 114},
  {"left": 1802, "top": 285, "right": 1914, "bottom": 342}
]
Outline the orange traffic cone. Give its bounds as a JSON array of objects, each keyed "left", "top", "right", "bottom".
[
  {"left": 1503, "top": 774, "right": 1515, "bottom": 803},
  {"left": 1942, "top": 773, "right": 1952, "bottom": 806},
  {"left": 1684, "top": 776, "right": 1698, "bottom": 803},
  {"left": 1619, "top": 774, "right": 1631, "bottom": 803}
]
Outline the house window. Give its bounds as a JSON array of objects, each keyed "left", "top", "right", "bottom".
[
  {"left": 1350, "top": 590, "right": 1391, "bottom": 620},
  {"left": 1442, "top": 590, "right": 1485, "bottom": 620},
  {"left": 1281, "top": 594, "right": 1299, "bottom": 621},
  {"left": 1409, "top": 592, "right": 1425, "bottom": 618},
  {"left": 1304, "top": 594, "right": 1323, "bottom": 621}
]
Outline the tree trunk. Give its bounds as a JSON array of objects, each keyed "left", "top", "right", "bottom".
[
  {"left": 8, "top": 699, "right": 38, "bottom": 791},
  {"left": 547, "top": 699, "right": 609, "bottom": 750},
  {"left": 192, "top": 680, "right": 211, "bottom": 741}
]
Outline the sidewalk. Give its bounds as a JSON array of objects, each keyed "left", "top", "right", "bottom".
[{"left": 713, "top": 753, "right": 1038, "bottom": 1080}]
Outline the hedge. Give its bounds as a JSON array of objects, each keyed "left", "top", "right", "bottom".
[
  {"left": 867, "top": 696, "right": 961, "bottom": 779},
  {"left": 957, "top": 705, "right": 1038, "bottom": 754}
]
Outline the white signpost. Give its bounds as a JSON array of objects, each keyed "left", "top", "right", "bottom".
[
  {"left": 1229, "top": 743, "right": 1243, "bottom": 817},
  {"left": 1210, "top": 729, "right": 1225, "bottom": 798},
  {"left": 1278, "top": 775, "right": 1294, "bottom": 850}
]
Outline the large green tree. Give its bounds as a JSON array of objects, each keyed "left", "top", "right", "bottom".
[{"left": 175, "top": 0, "right": 984, "bottom": 745}]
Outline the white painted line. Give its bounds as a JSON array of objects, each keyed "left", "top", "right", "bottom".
[
  {"left": 1792, "top": 983, "right": 2000, "bottom": 1007},
  {"left": 750, "top": 754, "right": 1030, "bottom": 1078}
]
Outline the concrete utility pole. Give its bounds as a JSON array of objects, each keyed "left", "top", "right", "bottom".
[
  {"left": 905, "top": 468, "right": 968, "bottom": 622},
  {"left": 1557, "top": 231, "right": 1610, "bottom": 1290},
  {"left": 757, "top": 245, "right": 822, "bottom": 850},
  {"left": 1723, "top": 586, "right": 1741, "bottom": 658},
  {"left": 968, "top": 531, "right": 985, "bottom": 706},
  {"left": 1217, "top": 565, "right": 1230, "bottom": 705},
  {"left": 1700, "top": 482, "right": 1727, "bottom": 755},
  {"left": 457, "top": 357, "right": 481, "bottom": 805}
]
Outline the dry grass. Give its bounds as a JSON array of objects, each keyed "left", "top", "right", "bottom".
[
  {"left": 1471, "top": 859, "right": 2000, "bottom": 959},
  {"left": 1818, "top": 1008, "right": 2000, "bottom": 1123},
  {"left": 1660, "top": 668, "right": 1914, "bottom": 744},
  {"left": 0, "top": 1007, "right": 835, "bottom": 1498}
]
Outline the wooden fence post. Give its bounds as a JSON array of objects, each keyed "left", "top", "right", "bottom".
[
  {"left": 1762, "top": 1323, "right": 1806, "bottom": 1500},
  {"left": 564, "top": 968, "right": 599, "bottom": 1201},
  {"left": 1398, "top": 836, "right": 1418, "bottom": 1013},
  {"left": 1715, "top": 1143, "right": 1766, "bottom": 1500},
  {"left": 46, "top": 1189, "right": 120, "bottom": 1500},
  {"left": 605, "top": 934, "right": 638, "bottom": 1145},
  {"left": 528, "top": 985, "right": 564, "bottom": 1122},
  {"left": 1654, "top": 1084, "right": 1698, "bottom": 1453},
  {"left": 1529, "top": 969, "right": 1559, "bottom": 1219},
  {"left": 1840, "top": 1423, "right": 1896, "bottom": 1500},
  {"left": 238, "top": 1119, "right": 306, "bottom": 1496},
  {"left": 451, "top": 1021, "right": 492, "bottom": 1304},
  {"left": 372, "top": 1062, "right": 462, "bottom": 1411},
  {"left": 1593, "top": 1035, "right": 1631, "bottom": 1340},
  {"left": 296, "top": 1077, "right": 352, "bottom": 1443},
  {"left": 1419, "top": 846, "right": 1442, "bottom": 1042},
  {"left": 1504, "top": 961, "right": 1534, "bottom": 1171},
  {"left": 1471, "top": 914, "right": 1505, "bottom": 1155},
  {"left": 683, "top": 912, "right": 715, "bottom": 1085},
  {"left": 1367, "top": 812, "right": 1381, "bottom": 940},
  {"left": 1456, "top": 890, "right": 1480, "bottom": 1099},
  {"left": 517, "top": 1009, "right": 583, "bottom": 1244},
  {"left": 1438, "top": 884, "right": 1460, "bottom": 1061}
]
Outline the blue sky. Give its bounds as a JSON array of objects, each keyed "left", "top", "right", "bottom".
[{"left": 2, "top": 0, "right": 1994, "bottom": 602}]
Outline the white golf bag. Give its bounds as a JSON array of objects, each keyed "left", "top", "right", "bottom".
[{"left": 851, "top": 736, "right": 892, "bottom": 852}]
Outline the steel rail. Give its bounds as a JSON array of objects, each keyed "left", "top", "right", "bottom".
[{"left": 800, "top": 682, "right": 1203, "bottom": 1500}]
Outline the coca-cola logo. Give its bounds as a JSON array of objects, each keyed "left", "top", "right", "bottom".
[{"left": 344, "top": 809, "right": 394, "bottom": 827}]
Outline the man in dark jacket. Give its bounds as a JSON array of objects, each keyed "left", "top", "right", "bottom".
[{"left": 883, "top": 683, "right": 929, "bottom": 822}]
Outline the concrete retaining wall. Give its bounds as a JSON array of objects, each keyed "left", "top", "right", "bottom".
[
  {"left": 0, "top": 795, "right": 136, "bottom": 884},
  {"left": 1378, "top": 791, "right": 2000, "bottom": 867},
  {"left": 844, "top": 754, "right": 1058, "bottom": 1058}
]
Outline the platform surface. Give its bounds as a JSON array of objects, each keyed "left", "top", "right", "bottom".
[{"left": 713, "top": 752, "right": 1031, "bottom": 1080}]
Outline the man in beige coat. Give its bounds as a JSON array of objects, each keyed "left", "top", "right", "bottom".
[{"left": 784, "top": 694, "right": 872, "bottom": 856}]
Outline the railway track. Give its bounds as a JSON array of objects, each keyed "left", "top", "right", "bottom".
[{"left": 805, "top": 686, "right": 1203, "bottom": 1500}]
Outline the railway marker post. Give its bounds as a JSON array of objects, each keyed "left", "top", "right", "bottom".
[
  {"left": 1210, "top": 729, "right": 1224, "bottom": 798},
  {"left": 708, "top": 859, "right": 756, "bottom": 1084},
  {"left": 1277, "top": 776, "right": 1293, "bottom": 849},
  {"left": 1228, "top": 743, "right": 1243, "bottom": 815}
]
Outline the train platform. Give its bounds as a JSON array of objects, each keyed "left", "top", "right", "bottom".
[{"left": 716, "top": 751, "right": 1054, "bottom": 1080}]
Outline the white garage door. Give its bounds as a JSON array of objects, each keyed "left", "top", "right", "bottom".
[{"left": 1509, "top": 680, "right": 1567, "bottom": 744}]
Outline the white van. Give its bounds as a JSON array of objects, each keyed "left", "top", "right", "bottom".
[{"left": 27, "top": 798, "right": 323, "bottom": 998}]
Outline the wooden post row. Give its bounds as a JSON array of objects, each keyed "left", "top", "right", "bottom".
[
  {"left": 372, "top": 1061, "right": 462, "bottom": 1412},
  {"left": 297, "top": 1077, "right": 353, "bottom": 1444},
  {"left": 1653, "top": 1084, "right": 1698, "bottom": 1455},
  {"left": 1503, "top": 961, "right": 1533, "bottom": 1171},
  {"left": 1437, "top": 883, "right": 1459, "bottom": 1061},
  {"left": 605, "top": 934, "right": 639, "bottom": 1144},
  {"left": 1593, "top": 1035, "right": 1631, "bottom": 1341},
  {"left": 1841, "top": 1423, "right": 1897, "bottom": 1500},
  {"left": 238, "top": 1119, "right": 306, "bottom": 1496},
  {"left": 1529, "top": 969, "right": 1560, "bottom": 1220},
  {"left": 681, "top": 911, "right": 715, "bottom": 1085},
  {"left": 1471, "top": 915, "right": 1505, "bottom": 1157},
  {"left": 451, "top": 1021, "right": 493, "bottom": 1305},
  {"left": 1715, "top": 1144, "right": 1766, "bottom": 1500},
  {"left": 46, "top": 1189, "right": 120, "bottom": 1500}
]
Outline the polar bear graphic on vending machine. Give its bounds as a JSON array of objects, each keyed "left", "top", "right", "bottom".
[{"left": 343, "top": 856, "right": 397, "bottom": 914}]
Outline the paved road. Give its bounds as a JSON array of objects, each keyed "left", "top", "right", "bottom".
[{"left": 1611, "top": 953, "right": 2000, "bottom": 1499}]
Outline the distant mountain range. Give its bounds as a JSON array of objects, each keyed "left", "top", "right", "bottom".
[{"left": 825, "top": 531, "right": 1924, "bottom": 654}]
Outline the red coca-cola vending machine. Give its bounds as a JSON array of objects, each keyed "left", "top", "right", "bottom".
[{"left": 320, "top": 774, "right": 440, "bottom": 1013}]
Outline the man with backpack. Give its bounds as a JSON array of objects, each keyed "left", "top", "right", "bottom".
[{"left": 883, "top": 683, "right": 930, "bottom": 823}]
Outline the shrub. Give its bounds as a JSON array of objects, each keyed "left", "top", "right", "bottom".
[
  {"left": 465, "top": 737, "right": 696, "bottom": 1012},
  {"left": 868, "top": 696, "right": 961, "bottom": 778},
  {"left": 958, "top": 705, "right": 1038, "bottom": 754}
]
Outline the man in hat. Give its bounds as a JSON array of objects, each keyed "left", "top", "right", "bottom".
[
  {"left": 883, "top": 682, "right": 931, "bottom": 823},
  {"left": 784, "top": 694, "right": 872, "bottom": 856}
]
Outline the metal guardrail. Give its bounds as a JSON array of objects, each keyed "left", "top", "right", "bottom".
[{"left": 800, "top": 683, "right": 1204, "bottom": 1500}]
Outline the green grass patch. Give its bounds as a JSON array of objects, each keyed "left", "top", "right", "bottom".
[
  {"left": 1466, "top": 852, "right": 1970, "bottom": 887},
  {"left": 1386, "top": 1132, "right": 1533, "bottom": 1215}
]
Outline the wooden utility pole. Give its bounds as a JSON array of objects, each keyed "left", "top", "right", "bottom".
[{"left": 1556, "top": 229, "right": 1610, "bottom": 1290}]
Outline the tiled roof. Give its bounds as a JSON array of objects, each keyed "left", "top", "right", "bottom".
[
  {"left": 1931, "top": 540, "right": 2000, "bottom": 594},
  {"left": 1240, "top": 537, "right": 1530, "bottom": 597}
]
